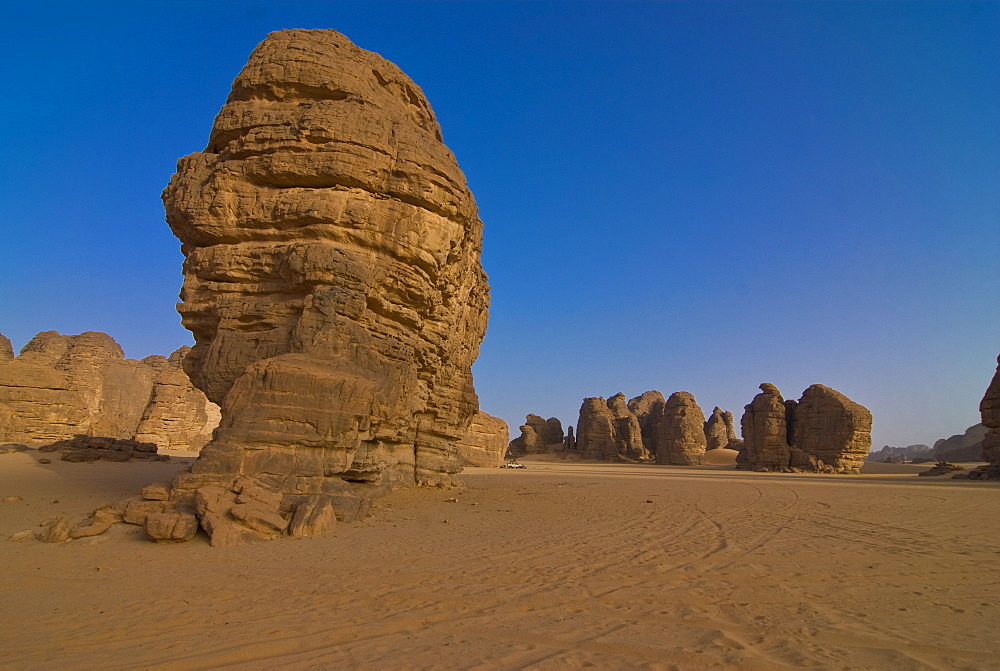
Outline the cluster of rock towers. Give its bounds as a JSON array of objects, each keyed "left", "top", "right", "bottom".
[
  {"left": 508, "top": 390, "right": 741, "bottom": 466},
  {"left": 508, "top": 382, "right": 876, "bottom": 473}
]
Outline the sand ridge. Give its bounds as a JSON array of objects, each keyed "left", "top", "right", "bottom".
[{"left": 1, "top": 452, "right": 998, "bottom": 669}]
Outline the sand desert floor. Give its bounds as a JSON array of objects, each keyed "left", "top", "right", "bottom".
[{"left": 1, "top": 452, "right": 999, "bottom": 670}]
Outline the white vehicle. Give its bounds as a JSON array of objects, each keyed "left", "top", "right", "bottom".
[{"left": 501, "top": 460, "right": 526, "bottom": 469}]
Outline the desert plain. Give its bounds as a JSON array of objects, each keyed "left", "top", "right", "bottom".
[{"left": 2, "top": 450, "right": 998, "bottom": 670}]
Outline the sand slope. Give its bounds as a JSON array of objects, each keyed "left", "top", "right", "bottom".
[{"left": 1, "top": 453, "right": 998, "bottom": 669}]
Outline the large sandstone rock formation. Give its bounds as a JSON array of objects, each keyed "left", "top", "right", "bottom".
[
  {"left": 657, "top": 392, "right": 707, "bottom": 465},
  {"left": 980, "top": 355, "right": 1000, "bottom": 466},
  {"left": 740, "top": 384, "right": 792, "bottom": 471},
  {"left": 628, "top": 390, "right": 667, "bottom": 459},
  {"left": 163, "top": 28, "right": 490, "bottom": 510},
  {"left": 739, "top": 383, "right": 871, "bottom": 473},
  {"left": 455, "top": 411, "right": 508, "bottom": 467},
  {"left": 0, "top": 331, "right": 218, "bottom": 452},
  {"left": 792, "top": 385, "right": 872, "bottom": 472},
  {"left": 575, "top": 398, "right": 618, "bottom": 460},
  {"left": 607, "top": 393, "right": 648, "bottom": 460}
]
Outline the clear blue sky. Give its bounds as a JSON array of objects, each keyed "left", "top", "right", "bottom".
[{"left": 2, "top": 2, "right": 997, "bottom": 450}]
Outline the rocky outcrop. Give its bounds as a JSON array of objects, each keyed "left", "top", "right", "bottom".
[
  {"left": 455, "top": 411, "right": 509, "bottom": 467},
  {"left": 607, "top": 393, "right": 648, "bottom": 460},
  {"left": 739, "top": 383, "right": 871, "bottom": 473},
  {"left": 507, "top": 414, "right": 563, "bottom": 457},
  {"left": 740, "top": 384, "right": 791, "bottom": 471},
  {"left": 657, "top": 392, "right": 707, "bottom": 465},
  {"left": 704, "top": 407, "right": 730, "bottom": 451},
  {"left": 162, "top": 26, "right": 490, "bottom": 531},
  {"left": 575, "top": 398, "right": 618, "bottom": 460},
  {"left": 628, "top": 391, "right": 666, "bottom": 459},
  {"left": 866, "top": 444, "right": 932, "bottom": 463},
  {"left": 0, "top": 331, "right": 218, "bottom": 452},
  {"left": 563, "top": 426, "right": 575, "bottom": 451},
  {"left": 792, "top": 385, "right": 872, "bottom": 472}
]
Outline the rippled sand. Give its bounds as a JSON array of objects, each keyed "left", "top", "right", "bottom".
[{"left": 1, "top": 452, "right": 997, "bottom": 669}]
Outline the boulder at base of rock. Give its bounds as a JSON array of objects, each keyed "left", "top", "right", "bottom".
[
  {"left": 288, "top": 497, "right": 338, "bottom": 538},
  {"left": 145, "top": 512, "right": 200, "bottom": 542}
]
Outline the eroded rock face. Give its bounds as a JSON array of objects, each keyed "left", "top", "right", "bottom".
[
  {"left": 658, "top": 392, "right": 706, "bottom": 465},
  {"left": 740, "top": 384, "right": 791, "bottom": 471},
  {"left": 980, "top": 356, "right": 1000, "bottom": 466},
  {"left": 455, "top": 411, "right": 508, "bottom": 467},
  {"left": 0, "top": 332, "right": 220, "bottom": 453},
  {"left": 163, "top": 29, "right": 489, "bottom": 496}
]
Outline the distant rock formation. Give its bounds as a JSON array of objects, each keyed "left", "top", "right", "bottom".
[
  {"left": 0, "top": 331, "right": 218, "bottom": 452},
  {"left": 704, "top": 407, "right": 730, "bottom": 451},
  {"left": 455, "top": 411, "right": 509, "bottom": 467},
  {"left": 932, "top": 423, "right": 987, "bottom": 462},
  {"left": 739, "top": 383, "right": 871, "bottom": 473},
  {"left": 163, "top": 28, "right": 489, "bottom": 503},
  {"left": 567, "top": 390, "right": 714, "bottom": 464},
  {"left": 0, "top": 334, "right": 13, "bottom": 361},
  {"left": 866, "top": 444, "right": 932, "bottom": 463},
  {"left": 657, "top": 392, "right": 707, "bottom": 465},
  {"left": 507, "top": 414, "right": 563, "bottom": 457}
]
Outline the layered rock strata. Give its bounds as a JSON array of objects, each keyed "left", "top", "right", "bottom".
[
  {"left": 162, "top": 26, "right": 491, "bottom": 543},
  {"left": 0, "top": 331, "right": 218, "bottom": 452},
  {"left": 455, "top": 411, "right": 509, "bottom": 467},
  {"left": 135, "top": 348, "right": 222, "bottom": 452},
  {"left": 739, "top": 383, "right": 871, "bottom": 473}
]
